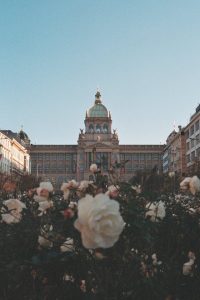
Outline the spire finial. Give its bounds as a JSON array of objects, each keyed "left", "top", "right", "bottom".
[{"left": 95, "top": 89, "right": 102, "bottom": 104}]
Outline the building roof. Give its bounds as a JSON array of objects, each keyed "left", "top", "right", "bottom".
[
  {"left": 1, "top": 129, "right": 30, "bottom": 147},
  {"left": 1, "top": 130, "right": 18, "bottom": 140}
]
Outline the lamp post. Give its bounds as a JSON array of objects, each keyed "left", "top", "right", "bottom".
[
  {"left": 92, "top": 146, "right": 96, "bottom": 163},
  {"left": 36, "top": 163, "right": 39, "bottom": 179}
]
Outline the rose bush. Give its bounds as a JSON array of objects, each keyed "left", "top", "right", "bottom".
[{"left": 0, "top": 172, "right": 200, "bottom": 299}]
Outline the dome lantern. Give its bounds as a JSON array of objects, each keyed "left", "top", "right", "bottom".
[
  {"left": 87, "top": 91, "right": 108, "bottom": 118},
  {"left": 95, "top": 91, "right": 102, "bottom": 104}
]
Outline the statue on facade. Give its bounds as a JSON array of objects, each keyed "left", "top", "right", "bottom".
[
  {"left": 113, "top": 129, "right": 118, "bottom": 139},
  {"left": 79, "top": 129, "right": 85, "bottom": 140}
]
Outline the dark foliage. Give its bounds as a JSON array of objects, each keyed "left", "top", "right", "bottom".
[{"left": 0, "top": 172, "right": 200, "bottom": 300}]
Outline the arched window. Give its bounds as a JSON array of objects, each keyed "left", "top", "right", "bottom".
[
  {"left": 96, "top": 124, "right": 101, "bottom": 133},
  {"left": 89, "top": 124, "right": 94, "bottom": 133},
  {"left": 103, "top": 124, "right": 108, "bottom": 133}
]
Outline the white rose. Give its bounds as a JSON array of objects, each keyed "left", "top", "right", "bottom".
[
  {"left": 74, "top": 193, "right": 125, "bottom": 249},
  {"left": 61, "top": 180, "right": 79, "bottom": 200},
  {"left": 2, "top": 199, "right": 26, "bottom": 224},
  {"left": 145, "top": 201, "right": 166, "bottom": 222},
  {"left": 189, "top": 176, "right": 200, "bottom": 195},
  {"left": 105, "top": 185, "right": 119, "bottom": 198},
  {"left": 39, "top": 181, "right": 53, "bottom": 192},
  {"left": 38, "top": 200, "right": 53, "bottom": 215},
  {"left": 168, "top": 171, "right": 175, "bottom": 178},
  {"left": 68, "top": 201, "right": 77, "bottom": 209},
  {"left": 90, "top": 164, "right": 98, "bottom": 173},
  {"left": 62, "top": 188, "right": 70, "bottom": 200},
  {"left": 131, "top": 185, "right": 142, "bottom": 194},
  {"left": 34, "top": 187, "right": 48, "bottom": 202},
  {"left": 61, "top": 180, "right": 79, "bottom": 191},
  {"left": 152, "top": 253, "right": 162, "bottom": 266},
  {"left": 38, "top": 235, "right": 53, "bottom": 248},
  {"left": 78, "top": 180, "right": 93, "bottom": 191},
  {"left": 34, "top": 183, "right": 53, "bottom": 202},
  {"left": 180, "top": 177, "right": 191, "bottom": 191},
  {"left": 182, "top": 252, "right": 196, "bottom": 276},
  {"left": 60, "top": 238, "right": 74, "bottom": 252},
  {"left": 180, "top": 176, "right": 200, "bottom": 195}
]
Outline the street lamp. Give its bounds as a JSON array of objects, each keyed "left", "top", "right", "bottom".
[
  {"left": 92, "top": 146, "right": 96, "bottom": 163},
  {"left": 36, "top": 163, "right": 39, "bottom": 179}
]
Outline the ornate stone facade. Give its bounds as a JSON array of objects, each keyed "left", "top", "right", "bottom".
[{"left": 30, "top": 92, "right": 164, "bottom": 186}]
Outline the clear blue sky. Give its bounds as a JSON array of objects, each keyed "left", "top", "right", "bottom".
[{"left": 1, "top": 0, "right": 200, "bottom": 145}]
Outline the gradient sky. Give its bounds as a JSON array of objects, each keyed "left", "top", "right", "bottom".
[{"left": 1, "top": 0, "right": 200, "bottom": 145}]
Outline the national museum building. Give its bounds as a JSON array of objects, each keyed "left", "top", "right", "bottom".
[{"left": 30, "top": 92, "right": 164, "bottom": 186}]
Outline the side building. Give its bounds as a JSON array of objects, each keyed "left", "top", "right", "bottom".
[
  {"left": 162, "top": 104, "right": 200, "bottom": 177},
  {"left": 184, "top": 104, "right": 200, "bottom": 174},
  {"left": 30, "top": 92, "right": 164, "bottom": 186},
  {"left": 0, "top": 129, "right": 31, "bottom": 176},
  {"left": 162, "top": 126, "right": 186, "bottom": 176}
]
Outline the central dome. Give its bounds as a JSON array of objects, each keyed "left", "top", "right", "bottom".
[
  {"left": 88, "top": 103, "right": 108, "bottom": 117},
  {"left": 88, "top": 91, "right": 108, "bottom": 118}
]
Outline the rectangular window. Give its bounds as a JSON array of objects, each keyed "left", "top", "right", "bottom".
[
  {"left": 186, "top": 142, "right": 190, "bottom": 151},
  {"left": 191, "top": 139, "right": 195, "bottom": 148},
  {"left": 190, "top": 125, "right": 194, "bottom": 136},
  {"left": 140, "top": 154, "right": 145, "bottom": 160},
  {"left": 125, "top": 154, "right": 132, "bottom": 160},
  {"left": 126, "top": 161, "right": 132, "bottom": 171},
  {"left": 197, "top": 147, "right": 200, "bottom": 158},
  {"left": 195, "top": 120, "right": 199, "bottom": 131},
  {"left": 191, "top": 151, "right": 195, "bottom": 162},
  {"left": 145, "top": 153, "right": 152, "bottom": 160},
  {"left": 133, "top": 164, "right": 139, "bottom": 170},
  {"left": 146, "top": 164, "right": 153, "bottom": 170},
  {"left": 132, "top": 153, "right": 139, "bottom": 160},
  {"left": 152, "top": 153, "right": 159, "bottom": 160},
  {"left": 196, "top": 134, "right": 200, "bottom": 145},
  {"left": 120, "top": 153, "right": 125, "bottom": 160}
]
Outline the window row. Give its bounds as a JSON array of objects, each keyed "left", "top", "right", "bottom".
[
  {"left": 186, "top": 149, "right": 200, "bottom": 163},
  {"left": 185, "top": 120, "right": 200, "bottom": 138},
  {"left": 88, "top": 124, "right": 109, "bottom": 133},
  {"left": 120, "top": 153, "right": 161, "bottom": 161},
  {"left": 31, "top": 153, "right": 77, "bottom": 160}
]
